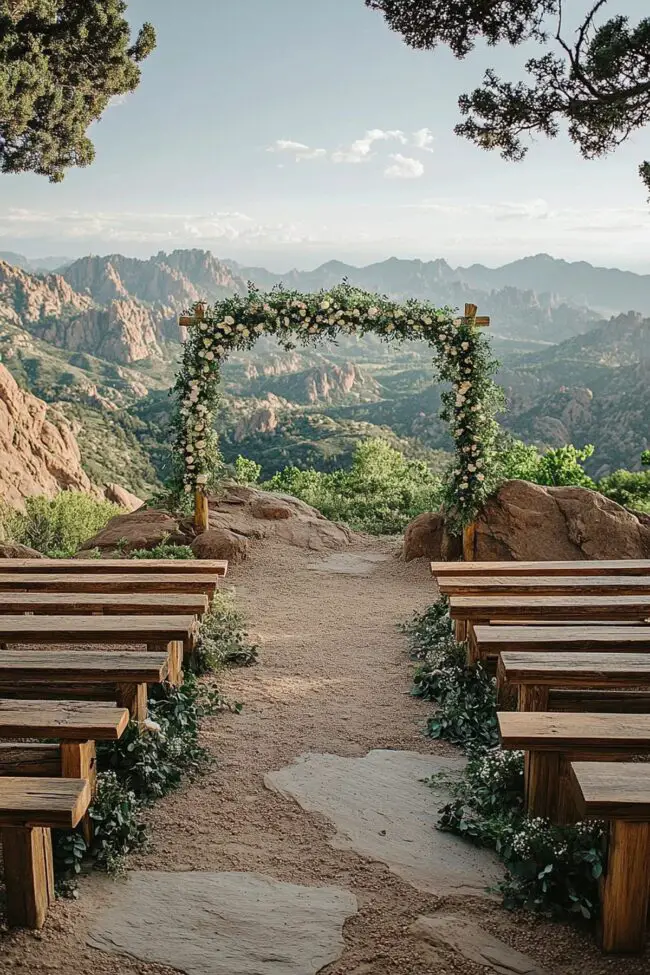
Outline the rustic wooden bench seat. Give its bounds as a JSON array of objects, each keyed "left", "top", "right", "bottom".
[
  {"left": 569, "top": 762, "right": 650, "bottom": 953},
  {"left": 498, "top": 651, "right": 650, "bottom": 712},
  {"left": 498, "top": 711, "right": 650, "bottom": 823},
  {"left": 0, "top": 700, "right": 128, "bottom": 841},
  {"left": 0, "top": 572, "right": 218, "bottom": 596},
  {"left": 431, "top": 559, "right": 650, "bottom": 577},
  {"left": 470, "top": 623, "right": 650, "bottom": 668},
  {"left": 0, "top": 558, "right": 228, "bottom": 575},
  {"left": 0, "top": 614, "right": 200, "bottom": 683},
  {"left": 0, "top": 776, "right": 90, "bottom": 928},
  {"left": 0, "top": 591, "right": 209, "bottom": 616},
  {"left": 449, "top": 594, "right": 650, "bottom": 626},
  {"left": 0, "top": 649, "right": 169, "bottom": 723},
  {"left": 440, "top": 575, "right": 650, "bottom": 597}
]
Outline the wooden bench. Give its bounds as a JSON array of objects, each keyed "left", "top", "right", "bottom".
[
  {"left": 471, "top": 624, "right": 650, "bottom": 668},
  {"left": 0, "top": 572, "right": 219, "bottom": 596},
  {"left": 449, "top": 595, "right": 650, "bottom": 629},
  {"left": 498, "top": 711, "right": 650, "bottom": 823},
  {"left": 0, "top": 701, "right": 128, "bottom": 782},
  {"left": 0, "top": 700, "right": 128, "bottom": 842},
  {"left": 0, "top": 591, "right": 209, "bottom": 617},
  {"left": 0, "top": 649, "right": 169, "bottom": 724},
  {"left": 570, "top": 762, "right": 650, "bottom": 954},
  {"left": 432, "top": 559, "right": 650, "bottom": 577},
  {"left": 498, "top": 651, "right": 650, "bottom": 713},
  {"left": 0, "top": 614, "right": 200, "bottom": 683},
  {"left": 0, "top": 777, "right": 90, "bottom": 928},
  {"left": 0, "top": 558, "right": 228, "bottom": 576},
  {"left": 439, "top": 575, "right": 650, "bottom": 597}
]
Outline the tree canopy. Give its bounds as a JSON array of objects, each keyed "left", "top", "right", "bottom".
[
  {"left": 366, "top": 1, "right": 650, "bottom": 195},
  {"left": 1, "top": 1, "right": 155, "bottom": 181}
]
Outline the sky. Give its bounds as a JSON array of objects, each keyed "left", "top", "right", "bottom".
[{"left": 3, "top": 0, "right": 650, "bottom": 271}]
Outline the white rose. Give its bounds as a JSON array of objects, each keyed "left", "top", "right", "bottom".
[
  {"left": 477, "top": 473, "right": 485, "bottom": 482},
  {"left": 242, "top": 328, "right": 250, "bottom": 337},
  {"left": 468, "top": 464, "right": 476, "bottom": 472},
  {"left": 461, "top": 342, "right": 469, "bottom": 350},
  {"left": 205, "top": 351, "right": 214, "bottom": 360},
  {"left": 284, "top": 317, "right": 290, "bottom": 326},
  {"left": 320, "top": 300, "right": 330, "bottom": 310},
  {"left": 368, "top": 307, "right": 378, "bottom": 317},
  {"left": 224, "top": 316, "right": 235, "bottom": 325}
]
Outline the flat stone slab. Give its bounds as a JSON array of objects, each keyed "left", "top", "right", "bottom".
[
  {"left": 265, "top": 750, "right": 502, "bottom": 897},
  {"left": 411, "top": 915, "right": 549, "bottom": 975},
  {"left": 88, "top": 871, "right": 357, "bottom": 975},
  {"left": 307, "top": 553, "right": 390, "bottom": 576}
]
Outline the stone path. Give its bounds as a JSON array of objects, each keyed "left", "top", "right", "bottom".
[{"left": 3, "top": 533, "right": 649, "bottom": 973}]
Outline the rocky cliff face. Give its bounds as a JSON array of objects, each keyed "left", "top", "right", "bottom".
[
  {"left": 31, "top": 297, "right": 163, "bottom": 363},
  {"left": 0, "top": 259, "right": 163, "bottom": 364},
  {"left": 0, "top": 363, "right": 96, "bottom": 509}
]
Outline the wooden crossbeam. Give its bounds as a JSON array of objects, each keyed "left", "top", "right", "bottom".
[
  {"left": 460, "top": 302, "right": 490, "bottom": 327},
  {"left": 179, "top": 302, "right": 206, "bottom": 328}
]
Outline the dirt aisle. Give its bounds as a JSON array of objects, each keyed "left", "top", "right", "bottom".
[{"left": 3, "top": 535, "right": 648, "bottom": 974}]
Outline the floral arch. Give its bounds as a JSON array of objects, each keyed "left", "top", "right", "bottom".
[{"left": 172, "top": 284, "right": 503, "bottom": 534}]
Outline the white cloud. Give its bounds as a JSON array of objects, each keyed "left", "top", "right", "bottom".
[
  {"left": 384, "top": 154, "right": 425, "bottom": 180},
  {"left": 331, "top": 128, "right": 407, "bottom": 164},
  {"left": 412, "top": 128, "right": 435, "bottom": 152},
  {"left": 266, "top": 139, "right": 327, "bottom": 161},
  {"left": 0, "top": 208, "right": 314, "bottom": 247}
]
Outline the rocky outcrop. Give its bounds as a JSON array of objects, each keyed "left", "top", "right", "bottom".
[
  {"left": 104, "top": 484, "right": 144, "bottom": 512},
  {"left": 234, "top": 407, "right": 277, "bottom": 441},
  {"left": 474, "top": 479, "right": 650, "bottom": 560},
  {"left": 80, "top": 483, "right": 352, "bottom": 557},
  {"left": 0, "top": 363, "right": 96, "bottom": 509},
  {"left": 0, "top": 259, "right": 92, "bottom": 327},
  {"left": 31, "top": 298, "right": 163, "bottom": 363},
  {"left": 78, "top": 509, "right": 186, "bottom": 554},
  {"left": 403, "top": 512, "right": 445, "bottom": 561},
  {"left": 402, "top": 479, "right": 650, "bottom": 562},
  {"left": 0, "top": 542, "right": 44, "bottom": 558},
  {"left": 402, "top": 512, "right": 463, "bottom": 562},
  {"left": 191, "top": 528, "right": 248, "bottom": 563}
]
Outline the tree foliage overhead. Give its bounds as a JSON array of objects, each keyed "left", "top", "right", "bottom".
[
  {"left": 1, "top": 1, "right": 156, "bottom": 181},
  {"left": 365, "top": 1, "right": 650, "bottom": 194}
]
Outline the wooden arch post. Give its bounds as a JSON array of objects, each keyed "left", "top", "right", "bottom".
[
  {"left": 179, "top": 303, "right": 210, "bottom": 532},
  {"left": 459, "top": 303, "right": 489, "bottom": 565}
]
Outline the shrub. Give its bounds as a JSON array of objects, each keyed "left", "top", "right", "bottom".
[
  {"left": 497, "top": 436, "right": 596, "bottom": 489},
  {"left": 97, "top": 674, "right": 237, "bottom": 800},
  {"left": 438, "top": 751, "right": 607, "bottom": 919},
  {"left": 193, "top": 591, "right": 259, "bottom": 673},
  {"left": 598, "top": 468, "right": 650, "bottom": 513},
  {"left": 265, "top": 437, "right": 444, "bottom": 534},
  {"left": 0, "top": 491, "right": 122, "bottom": 556},
  {"left": 128, "top": 540, "right": 196, "bottom": 559},
  {"left": 233, "top": 455, "right": 262, "bottom": 486},
  {"left": 406, "top": 598, "right": 608, "bottom": 921}
]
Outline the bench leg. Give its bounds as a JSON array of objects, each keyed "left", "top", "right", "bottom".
[
  {"left": 115, "top": 682, "right": 148, "bottom": 728},
  {"left": 1, "top": 826, "right": 55, "bottom": 929},
  {"left": 147, "top": 640, "right": 183, "bottom": 685},
  {"left": 600, "top": 820, "right": 650, "bottom": 953},
  {"left": 525, "top": 750, "right": 561, "bottom": 820},
  {"left": 60, "top": 740, "right": 96, "bottom": 845},
  {"left": 518, "top": 685, "right": 550, "bottom": 712},
  {"left": 455, "top": 619, "right": 468, "bottom": 644}
]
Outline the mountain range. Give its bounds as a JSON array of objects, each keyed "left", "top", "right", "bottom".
[{"left": 1, "top": 248, "right": 649, "bottom": 499}]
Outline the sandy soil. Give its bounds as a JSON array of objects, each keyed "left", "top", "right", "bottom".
[{"left": 1, "top": 533, "right": 648, "bottom": 974}]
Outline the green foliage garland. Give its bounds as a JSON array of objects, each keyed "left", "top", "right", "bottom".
[{"left": 173, "top": 284, "right": 504, "bottom": 532}]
